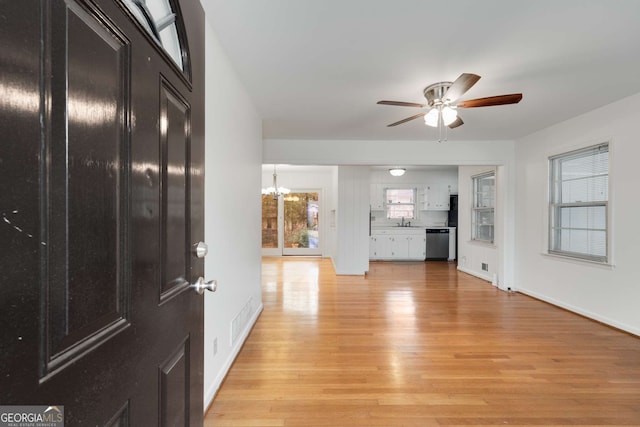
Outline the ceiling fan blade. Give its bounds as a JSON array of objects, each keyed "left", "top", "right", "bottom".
[
  {"left": 387, "top": 112, "right": 426, "bottom": 127},
  {"left": 377, "top": 100, "right": 425, "bottom": 108},
  {"left": 447, "top": 116, "right": 464, "bottom": 129},
  {"left": 456, "top": 93, "right": 523, "bottom": 108},
  {"left": 442, "top": 73, "right": 481, "bottom": 103}
]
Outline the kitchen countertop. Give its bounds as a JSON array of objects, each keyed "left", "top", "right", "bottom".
[
  {"left": 371, "top": 226, "right": 456, "bottom": 235},
  {"left": 372, "top": 226, "right": 456, "bottom": 230}
]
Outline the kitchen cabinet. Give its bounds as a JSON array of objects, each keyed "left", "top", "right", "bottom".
[
  {"left": 370, "top": 184, "right": 385, "bottom": 210},
  {"left": 369, "top": 235, "right": 390, "bottom": 259},
  {"left": 408, "top": 234, "right": 426, "bottom": 259},
  {"left": 389, "top": 235, "right": 409, "bottom": 259},
  {"left": 420, "top": 184, "right": 452, "bottom": 210},
  {"left": 370, "top": 229, "right": 425, "bottom": 261}
]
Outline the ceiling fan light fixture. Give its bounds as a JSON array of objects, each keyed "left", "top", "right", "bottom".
[
  {"left": 424, "top": 108, "right": 439, "bottom": 127},
  {"left": 389, "top": 168, "right": 406, "bottom": 177},
  {"left": 441, "top": 106, "right": 458, "bottom": 126},
  {"left": 378, "top": 73, "right": 523, "bottom": 134}
]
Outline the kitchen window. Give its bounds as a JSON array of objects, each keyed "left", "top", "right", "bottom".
[
  {"left": 549, "top": 143, "right": 609, "bottom": 262},
  {"left": 472, "top": 172, "right": 495, "bottom": 243},
  {"left": 385, "top": 188, "right": 415, "bottom": 219}
]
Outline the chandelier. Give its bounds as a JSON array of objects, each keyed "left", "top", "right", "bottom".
[{"left": 261, "top": 165, "right": 290, "bottom": 200}]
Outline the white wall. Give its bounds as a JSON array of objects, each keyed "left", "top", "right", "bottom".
[
  {"left": 203, "top": 21, "right": 263, "bottom": 407},
  {"left": 329, "top": 167, "right": 339, "bottom": 261},
  {"left": 514, "top": 92, "right": 640, "bottom": 336},
  {"left": 261, "top": 165, "right": 337, "bottom": 259},
  {"left": 264, "top": 139, "right": 516, "bottom": 166},
  {"left": 334, "top": 166, "right": 370, "bottom": 275}
]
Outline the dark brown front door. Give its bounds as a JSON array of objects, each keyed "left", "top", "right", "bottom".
[{"left": 0, "top": 0, "right": 205, "bottom": 425}]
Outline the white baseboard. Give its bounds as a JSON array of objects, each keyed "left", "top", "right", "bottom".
[
  {"left": 516, "top": 288, "right": 640, "bottom": 337},
  {"left": 457, "top": 265, "right": 493, "bottom": 283},
  {"left": 203, "top": 302, "right": 264, "bottom": 410}
]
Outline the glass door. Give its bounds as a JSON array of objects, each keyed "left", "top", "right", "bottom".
[
  {"left": 283, "top": 192, "right": 320, "bottom": 255},
  {"left": 262, "top": 191, "right": 321, "bottom": 256},
  {"left": 261, "top": 194, "right": 281, "bottom": 256}
]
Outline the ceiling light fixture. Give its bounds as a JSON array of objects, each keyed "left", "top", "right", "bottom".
[
  {"left": 441, "top": 106, "right": 458, "bottom": 126},
  {"left": 389, "top": 168, "right": 406, "bottom": 177},
  {"left": 423, "top": 105, "right": 458, "bottom": 127},
  {"left": 261, "top": 165, "right": 290, "bottom": 199},
  {"left": 424, "top": 108, "right": 439, "bottom": 127},
  {"left": 423, "top": 103, "right": 459, "bottom": 142}
]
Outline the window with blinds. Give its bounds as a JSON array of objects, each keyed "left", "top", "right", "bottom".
[
  {"left": 385, "top": 188, "right": 416, "bottom": 219},
  {"left": 472, "top": 172, "right": 495, "bottom": 243},
  {"left": 549, "top": 143, "right": 609, "bottom": 262}
]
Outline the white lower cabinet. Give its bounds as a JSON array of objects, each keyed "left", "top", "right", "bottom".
[
  {"left": 370, "top": 229, "right": 426, "bottom": 261},
  {"left": 390, "top": 236, "right": 409, "bottom": 259},
  {"left": 408, "top": 234, "right": 427, "bottom": 260},
  {"left": 370, "top": 235, "right": 390, "bottom": 259}
]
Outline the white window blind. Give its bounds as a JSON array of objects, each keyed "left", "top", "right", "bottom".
[
  {"left": 472, "top": 172, "right": 495, "bottom": 243},
  {"left": 385, "top": 188, "right": 415, "bottom": 219},
  {"left": 549, "top": 143, "right": 609, "bottom": 262}
]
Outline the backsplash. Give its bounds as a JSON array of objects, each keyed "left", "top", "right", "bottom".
[{"left": 371, "top": 209, "right": 448, "bottom": 227}]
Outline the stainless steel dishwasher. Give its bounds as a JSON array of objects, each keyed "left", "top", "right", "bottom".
[{"left": 425, "top": 228, "right": 449, "bottom": 260}]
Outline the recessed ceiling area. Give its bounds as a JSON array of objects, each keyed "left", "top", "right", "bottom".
[{"left": 203, "top": 0, "right": 640, "bottom": 142}]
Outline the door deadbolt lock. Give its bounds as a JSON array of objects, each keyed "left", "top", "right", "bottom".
[{"left": 194, "top": 241, "right": 208, "bottom": 258}]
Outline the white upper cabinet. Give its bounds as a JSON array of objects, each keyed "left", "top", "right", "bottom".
[
  {"left": 370, "top": 184, "right": 385, "bottom": 210},
  {"left": 420, "top": 184, "right": 452, "bottom": 210}
]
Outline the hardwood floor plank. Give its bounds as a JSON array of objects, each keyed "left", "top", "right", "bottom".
[{"left": 206, "top": 258, "right": 640, "bottom": 426}]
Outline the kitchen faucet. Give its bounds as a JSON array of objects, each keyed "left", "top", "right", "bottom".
[{"left": 397, "top": 217, "right": 412, "bottom": 227}]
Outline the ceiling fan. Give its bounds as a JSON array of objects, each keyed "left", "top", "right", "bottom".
[{"left": 377, "top": 73, "right": 522, "bottom": 133}]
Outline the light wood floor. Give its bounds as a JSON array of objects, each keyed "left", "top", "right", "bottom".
[{"left": 205, "top": 258, "right": 640, "bottom": 426}]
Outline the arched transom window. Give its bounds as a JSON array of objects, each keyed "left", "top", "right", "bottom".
[{"left": 121, "top": 0, "right": 190, "bottom": 77}]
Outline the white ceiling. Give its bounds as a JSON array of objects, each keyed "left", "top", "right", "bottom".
[{"left": 202, "top": 0, "right": 640, "bottom": 142}]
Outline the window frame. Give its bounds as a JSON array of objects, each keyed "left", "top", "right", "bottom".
[
  {"left": 385, "top": 188, "right": 416, "bottom": 220},
  {"left": 120, "top": 0, "right": 192, "bottom": 82},
  {"left": 548, "top": 143, "right": 609, "bottom": 263},
  {"left": 471, "top": 171, "right": 495, "bottom": 244}
]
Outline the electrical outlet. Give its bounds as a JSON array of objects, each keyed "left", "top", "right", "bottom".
[{"left": 213, "top": 338, "right": 218, "bottom": 356}]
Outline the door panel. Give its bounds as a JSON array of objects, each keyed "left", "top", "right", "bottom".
[
  {"left": 43, "top": 0, "right": 131, "bottom": 377},
  {"left": 160, "top": 80, "right": 191, "bottom": 300},
  {"left": 105, "top": 402, "right": 130, "bottom": 426},
  {"left": 159, "top": 336, "right": 190, "bottom": 427},
  {"left": 0, "top": 0, "right": 205, "bottom": 425}
]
